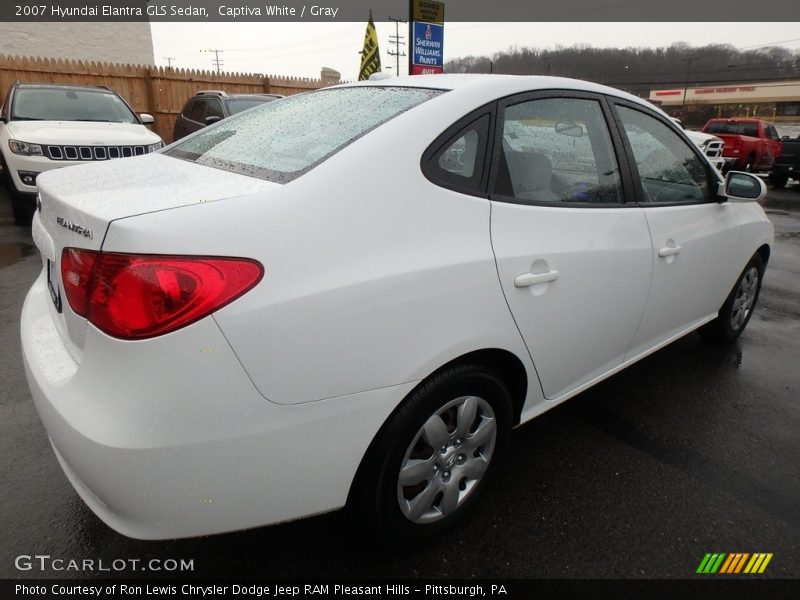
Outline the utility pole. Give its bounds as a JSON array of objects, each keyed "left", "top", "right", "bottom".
[
  {"left": 388, "top": 17, "right": 407, "bottom": 76},
  {"left": 163, "top": 57, "right": 176, "bottom": 68},
  {"left": 202, "top": 49, "right": 224, "bottom": 74},
  {"left": 681, "top": 55, "right": 699, "bottom": 113}
]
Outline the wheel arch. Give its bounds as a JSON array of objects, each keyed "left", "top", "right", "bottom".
[
  {"left": 345, "top": 347, "right": 529, "bottom": 505},
  {"left": 756, "top": 243, "right": 770, "bottom": 268}
]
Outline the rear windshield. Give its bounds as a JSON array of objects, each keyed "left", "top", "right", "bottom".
[
  {"left": 705, "top": 121, "right": 759, "bottom": 137},
  {"left": 226, "top": 97, "right": 278, "bottom": 115},
  {"left": 166, "top": 86, "right": 443, "bottom": 183},
  {"left": 11, "top": 88, "right": 139, "bottom": 123}
]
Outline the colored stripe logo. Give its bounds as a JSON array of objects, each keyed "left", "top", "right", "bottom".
[{"left": 697, "top": 552, "right": 773, "bottom": 574}]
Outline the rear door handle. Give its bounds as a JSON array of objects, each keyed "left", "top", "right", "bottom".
[
  {"left": 658, "top": 245, "right": 682, "bottom": 257},
  {"left": 514, "top": 269, "right": 559, "bottom": 288}
]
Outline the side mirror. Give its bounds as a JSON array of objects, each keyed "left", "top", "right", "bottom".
[
  {"left": 204, "top": 115, "right": 222, "bottom": 125},
  {"left": 719, "top": 171, "right": 766, "bottom": 203},
  {"left": 139, "top": 113, "right": 155, "bottom": 124}
]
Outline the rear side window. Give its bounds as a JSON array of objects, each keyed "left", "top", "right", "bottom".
[
  {"left": 167, "top": 87, "right": 443, "bottom": 183},
  {"left": 705, "top": 121, "right": 758, "bottom": 137},
  {"left": 495, "top": 97, "right": 622, "bottom": 205},
  {"left": 423, "top": 114, "right": 491, "bottom": 195}
]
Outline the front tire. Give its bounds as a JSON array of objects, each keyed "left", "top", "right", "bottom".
[
  {"left": 1, "top": 154, "right": 34, "bottom": 226},
  {"left": 349, "top": 364, "right": 513, "bottom": 543},
  {"left": 702, "top": 253, "right": 765, "bottom": 343}
]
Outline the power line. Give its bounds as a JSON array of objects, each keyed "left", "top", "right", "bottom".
[
  {"left": 738, "top": 37, "right": 800, "bottom": 50},
  {"left": 162, "top": 56, "right": 176, "bottom": 68}
]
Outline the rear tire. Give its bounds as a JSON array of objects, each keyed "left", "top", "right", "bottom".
[
  {"left": 743, "top": 153, "right": 757, "bottom": 172},
  {"left": 348, "top": 364, "right": 513, "bottom": 544},
  {"left": 769, "top": 174, "right": 788, "bottom": 189},
  {"left": 702, "top": 253, "right": 764, "bottom": 344}
]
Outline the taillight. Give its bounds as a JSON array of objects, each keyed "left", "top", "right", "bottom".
[{"left": 60, "top": 248, "right": 263, "bottom": 340}]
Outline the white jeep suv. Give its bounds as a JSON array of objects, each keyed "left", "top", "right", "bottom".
[{"left": 1, "top": 83, "right": 163, "bottom": 224}]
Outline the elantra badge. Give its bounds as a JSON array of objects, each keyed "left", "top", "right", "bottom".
[{"left": 56, "top": 216, "right": 93, "bottom": 239}]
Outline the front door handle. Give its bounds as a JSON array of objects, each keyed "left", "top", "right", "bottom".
[
  {"left": 658, "top": 244, "right": 682, "bottom": 257},
  {"left": 514, "top": 269, "right": 559, "bottom": 288}
]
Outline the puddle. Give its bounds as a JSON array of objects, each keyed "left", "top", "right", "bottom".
[{"left": 0, "top": 242, "right": 36, "bottom": 268}]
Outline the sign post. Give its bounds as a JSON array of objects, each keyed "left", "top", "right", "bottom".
[{"left": 409, "top": 0, "right": 445, "bottom": 75}]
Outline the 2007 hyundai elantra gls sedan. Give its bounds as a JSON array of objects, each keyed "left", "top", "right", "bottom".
[{"left": 22, "top": 75, "right": 773, "bottom": 541}]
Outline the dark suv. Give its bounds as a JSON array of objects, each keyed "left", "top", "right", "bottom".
[{"left": 173, "top": 90, "right": 283, "bottom": 141}]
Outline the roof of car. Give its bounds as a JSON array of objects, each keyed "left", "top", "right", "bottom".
[
  {"left": 14, "top": 83, "right": 116, "bottom": 93},
  {"left": 341, "top": 73, "right": 656, "bottom": 113},
  {"left": 193, "top": 90, "right": 283, "bottom": 100}
]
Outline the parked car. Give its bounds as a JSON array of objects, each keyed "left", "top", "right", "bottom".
[
  {"left": 670, "top": 117, "right": 726, "bottom": 171},
  {"left": 702, "top": 118, "right": 782, "bottom": 172},
  {"left": 770, "top": 134, "right": 800, "bottom": 189},
  {"left": 172, "top": 90, "right": 283, "bottom": 141},
  {"left": 0, "top": 82, "right": 163, "bottom": 225},
  {"left": 22, "top": 75, "right": 772, "bottom": 542}
]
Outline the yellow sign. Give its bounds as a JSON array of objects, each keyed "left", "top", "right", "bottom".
[{"left": 412, "top": 0, "right": 445, "bottom": 25}]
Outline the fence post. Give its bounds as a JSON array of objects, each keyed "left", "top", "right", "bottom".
[{"left": 262, "top": 76, "right": 271, "bottom": 94}]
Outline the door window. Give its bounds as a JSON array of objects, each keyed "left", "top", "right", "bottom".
[
  {"left": 495, "top": 97, "right": 622, "bottom": 205},
  {"left": 617, "top": 106, "right": 711, "bottom": 204}
]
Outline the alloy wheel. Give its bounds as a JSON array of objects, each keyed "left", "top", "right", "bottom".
[{"left": 730, "top": 266, "right": 760, "bottom": 331}]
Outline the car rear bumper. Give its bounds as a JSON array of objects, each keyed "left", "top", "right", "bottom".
[{"left": 21, "top": 271, "right": 413, "bottom": 539}]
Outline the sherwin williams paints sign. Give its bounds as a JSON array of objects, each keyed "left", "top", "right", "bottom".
[{"left": 410, "top": 0, "right": 444, "bottom": 75}]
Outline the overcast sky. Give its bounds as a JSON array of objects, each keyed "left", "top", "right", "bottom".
[{"left": 150, "top": 22, "right": 800, "bottom": 81}]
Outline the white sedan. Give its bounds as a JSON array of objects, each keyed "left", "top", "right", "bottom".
[{"left": 22, "top": 75, "right": 773, "bottom": 541}]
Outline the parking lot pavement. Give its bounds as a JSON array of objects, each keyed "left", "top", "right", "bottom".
[{"left": 0, "top": 185, "right": 798, "bottom": 580}]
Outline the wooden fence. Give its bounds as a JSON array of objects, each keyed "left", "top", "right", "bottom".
[{"left": 0, "top": 55, "right": 337, "bottom": 142}]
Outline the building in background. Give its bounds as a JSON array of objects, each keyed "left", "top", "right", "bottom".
[
  {"left": 650, "top": 80, "right": 800, "bottom": 128},
  {"left": 320, "top": 67, "right": 341, "bottom": 85},
  {"left": 0, "top": 22, "right": 154, "bottom": 65}
]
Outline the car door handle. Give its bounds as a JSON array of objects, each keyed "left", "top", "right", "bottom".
[
  {"left": 514, "top": 269, "right": 559, "bottom": 288},
  {"left": 657, "top": 245, "right": 682, "bottom": 257}
]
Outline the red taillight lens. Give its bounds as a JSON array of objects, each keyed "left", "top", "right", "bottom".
[{"left": 61, "top": 248, "right": 263, "bottom": 340}]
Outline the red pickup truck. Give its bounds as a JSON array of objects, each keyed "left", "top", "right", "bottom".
[{"left": 702, "top": 118, "right": 782, "bottom": 172}]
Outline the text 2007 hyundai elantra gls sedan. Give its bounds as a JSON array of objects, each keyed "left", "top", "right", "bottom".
[{"left": 21, "top": 75, "right": 773, "bottom": 541}]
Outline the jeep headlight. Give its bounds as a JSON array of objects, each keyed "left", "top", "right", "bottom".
[
  {"left": 8, "top": 140, "right": 43, "bottom": 156},
  {"left": 147, "top": 141, "right": 164, "bottom": 153}
]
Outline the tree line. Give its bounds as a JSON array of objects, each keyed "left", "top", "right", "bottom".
[{"left": 445, "top": 43, "right": 800, "bottom": 95}]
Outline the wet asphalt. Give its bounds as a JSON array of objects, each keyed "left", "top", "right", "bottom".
[{"left": 0, "top": 185, "right": 798, "bottom": 580}]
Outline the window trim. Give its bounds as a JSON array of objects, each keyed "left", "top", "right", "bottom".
[
  {"left": 608, "top": 98, "right": 724, "bottom": 207},
  {"left": 421, "top": 104, "right": 496, "bottom": 198},
  {"left": 487, "top": 89, "right": 637, "bottom": 209}
]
